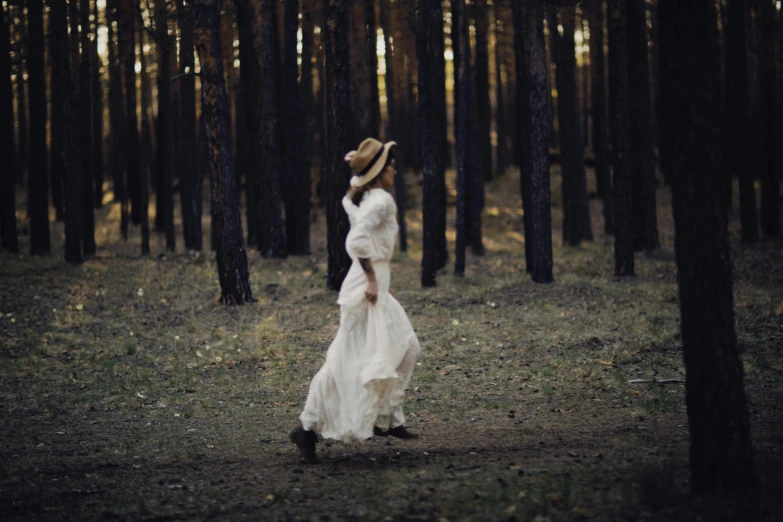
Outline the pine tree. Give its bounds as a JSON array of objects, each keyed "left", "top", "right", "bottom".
[{"left": 1, "top": 1, "right": 19, "bottom": 253}]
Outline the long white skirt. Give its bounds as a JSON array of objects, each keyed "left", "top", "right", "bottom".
[{"left": 300, "top": 261, "right": 420, "bottom": 442}]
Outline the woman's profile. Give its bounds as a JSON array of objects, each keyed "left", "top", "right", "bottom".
[{"left": 289, "top": 138, "right": 421, "bottom": 464}]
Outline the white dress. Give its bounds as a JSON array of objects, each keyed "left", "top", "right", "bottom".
[{"left": 300, "top": 188, "right": 421, "bottom": 442}]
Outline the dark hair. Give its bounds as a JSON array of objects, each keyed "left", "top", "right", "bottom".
[{"left": 349, "top": 149, "right": 395, "bottom": 206}]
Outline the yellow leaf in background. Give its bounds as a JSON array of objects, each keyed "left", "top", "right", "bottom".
[
  {"left": 597, "top": 359, "right": 614, "bottom": 365},
  {"left": 486, "top": 206, "right": 501, "bottom": 217},
  {"left": 505, "top": 505, "right": 516, "bottom": 514},
  {"left": 76, "top": 304, "right": 84, "bottom": 311},
  {"left": 775, "top": 301, "right": 783, "bottom": 316},
  {"left": 505, "top": 231, "right": 525, "bottom": 243}
]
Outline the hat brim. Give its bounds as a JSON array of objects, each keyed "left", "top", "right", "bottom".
[{"left": 353, "top": 141, "right": 397, "bottom": 187}]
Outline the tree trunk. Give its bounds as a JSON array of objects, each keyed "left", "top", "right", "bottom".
[
  {"left": 494, "top": 0, "right": 508, "bottom": 177},
  {"left": 725, "top": 0, "right": 758, "bottom": 243},
  {"left": 282, "top": 0, "right": 311, "bottom": 255},
  {"left": 552, "top": 6, "right": 592, "bottom": 246},
  {"left": 380, "top": 0, "right": 407, "bottom": 252},
  {"left": 80, "top": 0, "right": 96, "bottom": 256},
  {"left": 760, "top": 0, "right": 780, "bottom": 237},
  {"left": 28, "top": 0, "right": 50, "bottom": 256},
  {"left": 15, "top": 5, "right": 28, "bottom": 181},
  {"left": 138, "top": 14, "right": 152, "bottom": 255},
  {"left": 323, "top": 0, "right": 352, "bottom": 290},
  {"left": 627, "top": 0, "right": 658, "bottom": 252},
  {"left": 417, "top": 0, "right": 441, "bottom": 287},
  {"left": 107, "top": 0, "right": 125, "bottom": 209},
  {"left": 179, "top": 0, "right": 202, "bottom": 249},
  {"left": 366, "top": 0, "right": 380, "bottom": 139},
  {"left": 53, "top": 0, "right": 83, "bottom": 263},
  {"left": 301, "top": 0, "right": 315, "bottom": 211},
  {"left": 156, "top": 0, "right": 176, "bottom": 251},
  {"left": 608, "top": 0, "right": 634, "bottom": 276},
  {"left": 49, "top": 2, "right": 66, "bottom": 222},
  {"left": 350, "top": 0, "right": 371, "bottom": 142},
  {"left": 194, "top": 0, "right": 254, "bottom": 305},
  {"left": 250, "top": 0, "right": 287, "bottom": 258},
  {"left": 586, "top": 0, "right": 613, "bottom": 235},
  {"left": 431, "top": 0, "right": 448, "bottom": 269},
  {"left": 512, "top": 1, "right": 553, "bottom": 283},
  {"left": 236, "top": 0, "right": 259, "bottom": 248},
  {"left": 474, "top": 0, "right": 493, "bottom": 182},
  {"left": 659, "top": 0, "right": 757, "bottom": 495},
  {"left": 119, "top": 0, "right": 138, "bottom": 240},
  {"left": 1, "top": 1, "right": 18, "bottom": 253},
  {"left": 92, "top": 0, "right": 105, "bottom": 210}
]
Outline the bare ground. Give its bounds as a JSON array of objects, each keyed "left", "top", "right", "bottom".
[{"left": 1, "top": 168, "right": 782, "bottom": 521}]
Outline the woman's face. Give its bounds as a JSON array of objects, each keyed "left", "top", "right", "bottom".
[{"left": 379, "top": 160, "right": 396, "bottom": 189}]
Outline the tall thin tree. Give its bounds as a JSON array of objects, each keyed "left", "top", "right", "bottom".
[
  {"left": 512, "top": 0, "right": 553, "bottom": 283},
  {"left": 194, "top": 0, "right": 254, "bottom": 304},
  {"left": 80, "top": 0, "right": 96, "bottom": 255},
  {"left": 608, "top": 0, "right": 634, "bottom": 276},
  {"left": 760, "top": 0, "right": 780, "bottom": 237},
  {"left": 282, "top": 0, "right": 310, "bottom": 255},
  {"left": 323, "top": 0, "right": 352, "bottom": 290},
  {"left": 586, "top": 0, "right": 613, "bottom": 235},
  {"left": 724, "top": 0, "right": 758, "bottom": 243},
  {"left": 28, "top": 0, "right": 50, "bottom": 255},
  {"left": 659, "top": 0, "right": 757, "bottom": 495},
  {"left": 49, "top": 9, "right": 66, "bottom": 222},
  {"left": 107, "top": 0, "right": 125, "bottom": 209},
  {"left": 366, "top": 0, "right": 380, "bottom": 139},
  {"left": 473, "top": 0, "right": 493, "bottom": 182},
  {"left": 157, "top": 0, "right": 176, "bottom": 251},
  {"left": 138, "top": 11, "right": 152, "bottom": 255},
  {"left": 15, "top": 5, "right": 28, "bottom": 181},
  {"left": 380, "top": 0, "right": 407, "bottom": 252},
  {"left": 120, "top": 0, "right": 140, "bottom": 244},
  {"left": 54, "top": 0, "right": 83, "bottom": 263},
  {"left": 627, "top": 0, "right": 658, "bottom": 251},
  {"left": 349, "top": 0, "right": 372, "bottom": 141},
  {"left": 92, "top": 0, "right": 105, "bottom": 209},
  {"left": 251, "top": 0, "right": 287, "bottom": 258},
  {"left": 1, "top": 1, "right": 19, "bottom": 253},
  {"left": 494, "top": 0, "right": 509, "bottom": 177},
  {"left": 417, "top": 0, "right": 441, "bottom": 287},
  {"left": 430, "top": 0, "right": 448, "bottom": 269}
]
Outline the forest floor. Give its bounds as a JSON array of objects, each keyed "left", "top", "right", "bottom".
[{"left": 1, "top": 167, "right": 782, "bottom": 522}]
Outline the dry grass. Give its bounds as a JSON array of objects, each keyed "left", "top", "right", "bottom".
[{"left": 1, "top": 167, "right": 781, "bottom": 521}]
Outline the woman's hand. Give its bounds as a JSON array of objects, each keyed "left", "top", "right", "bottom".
[{"left": 365, "top": 279, "right": 378, "bottom": 305}]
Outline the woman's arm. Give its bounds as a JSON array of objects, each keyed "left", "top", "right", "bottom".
[{"left": 359, "top": 258, "right": 378, "bottom": 304}]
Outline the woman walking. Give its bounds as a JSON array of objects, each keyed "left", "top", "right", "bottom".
[{"left": 290, "top": 138, "right": 421, "bottom": 464}]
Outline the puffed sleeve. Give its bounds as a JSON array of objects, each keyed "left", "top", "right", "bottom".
[{"left": 345, "top": 193, "right": 393, "bottom": 259}]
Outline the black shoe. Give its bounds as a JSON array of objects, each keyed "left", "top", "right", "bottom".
[
  {"left": 374, "top": 426, "right": 418, "bottom": 439},
  {"left": 289, "top": 425, "right": 320, "bottom": 464}
]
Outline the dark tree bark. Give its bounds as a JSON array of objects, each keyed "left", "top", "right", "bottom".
[
  {"left": 80, "top": 0, "right": 96, "bottom": 256},
  {"left": 300, "top": 0, "right": 315, "bottom": 205},
  {"left": 92, "top": 0, "right": 105, "bottom": 210},
  {"left": 107, "top": 0, "right": 125, "bottom": 209},
  {"left": 473, "top": 0, "right": 493, "bottom": 182},
  {"left": 380, "top": 0, "right": 407, "bottom": 252},
  {"left": 157, "top": 0, "right": 175, "bottom": 251},
  {"left": 494, "top": 0, "right": 509, "bottom": 177},
  {"left": 178, "top": 0, "right": 202, "bottom": 249},
  {"left": 586, "top": 0, "right": 613, "bottom": 235},
  {"left": 656, "top": 0, "right": 674, "bottom": 186},
  {"left": 323, "top": 0, "right": 352, "bottom": 290},
  {"left": 659, "top": 0, "right": 757, "bottom": 495},
  {"left": 367, "top": 0, "right": 380, "bottom": 139},
  {"left": 417, "top": 0, "right": 441, "bottom": 287},
  {"left": 28, "top": 0, "right": 50, "bottom": 256},
  {"left": 608, "top": 0, "right": 634, "bottom": 276},
  {"left": 725, "top": 0, "right": 758, "bottom": 243},
  {"left": 15, "top": 5, "right": 28, "bottom": 180},
  {"left": 551, "top": 6, "right": 592, "bottom": 246},
  {"left": 138, "top": 14, "right": 152, "bottom": 255},
  {"left": 119, "top": 0, "right": 138, "bottom": 240},
  {"left": 430, "top": 0, "right": 448, "bottom": 269},
  {"left": 512, "top": 0, "right": 553, "bottom": 283},
  {"left": 250, "top": 0, "right": 287, "bottom": 258},
  {"left": 53, "top": 0, "right": 83, "bottom": 263},
  {"left": 49, "top": 3, "right": 66, "bottom": 222},
  {"left": 282, "top": 0, "right": 311, "bottom": 255},
  {"left": 194, "top": 0, "right": 254, "bottom": 305},
  {"left": 760, "top": 0, "right": 780, "bottom": 237},
  {"left": 350, "top": 0, "right": 372, "bottom": 141},
  {"left": 1, "top": 1, "right": 18, "bottom": 253},
  {"left": 235, "top": 0, "right": 258, "bottom": 248},
  {"left": 627, "top": 0, "right": 658, "bottom": 252}
]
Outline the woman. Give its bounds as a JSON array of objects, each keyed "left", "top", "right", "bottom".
[{"left": 290, "top": 138, "right": 421, "bottom": 464}]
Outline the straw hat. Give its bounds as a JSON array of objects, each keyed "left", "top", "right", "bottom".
[{"left": 344, "top": 138, "right": 397, "bottom": 187}]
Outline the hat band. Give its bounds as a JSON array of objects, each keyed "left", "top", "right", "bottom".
[{"left": 358, "top": 147, "right": 386, "bottom": 176}]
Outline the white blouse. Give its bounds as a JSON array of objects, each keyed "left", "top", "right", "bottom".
[{"left": 342, "top": 188, "right": 399, "bottom": 263}]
